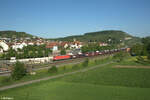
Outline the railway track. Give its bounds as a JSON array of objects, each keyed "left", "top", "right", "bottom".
[{"left": 0, "top": 53, "right": 113, "bottom": 76}]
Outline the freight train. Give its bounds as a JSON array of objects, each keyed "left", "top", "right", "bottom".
[{"left": 53, "top": 47, "right": 128, "bottom": 61}]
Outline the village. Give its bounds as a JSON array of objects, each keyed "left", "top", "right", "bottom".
[{"left": 0, "top": 37, "right": 109, "bottom": 67}]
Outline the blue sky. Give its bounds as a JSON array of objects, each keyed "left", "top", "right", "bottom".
[{"left": 0, "top": 0, "right": 150, "bottom": 38}]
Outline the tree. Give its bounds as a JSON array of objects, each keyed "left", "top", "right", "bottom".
[
  {"left": 60, "top": 49, "right": 66, "bottom": 55},
  {"left": 142, "top": 37, "right": 150, "bottom": 44},
  {"left": 113, "top": 51, "right": 128, "bottom": 62},
  {"left": 48, "top": 65, "right": 58, "bottom": 73},
  {"left": 130, "top": 43, "right": 143, "bottom": 56},
  {"left": 147, "top": 43, "right": 150, "bottom": 60},
  {"left": 81, "top": 45, "right": 89, "bottom": 53},
  {"left": 11, "top": 62, "right": 27, "bottom": 80}
]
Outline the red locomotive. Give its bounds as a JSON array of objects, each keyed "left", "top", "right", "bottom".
[{"left": 53, "top": 55, "right": 71, "bottom": 61}]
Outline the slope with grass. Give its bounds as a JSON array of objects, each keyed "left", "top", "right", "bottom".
[
  {"left": 0, "top": 58, "right": 150, "bottom": 100},
  {"left": 0, "top": 81, "right": 150, "bottom": 100}
]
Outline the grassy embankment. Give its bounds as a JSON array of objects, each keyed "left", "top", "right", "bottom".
[
  {"left": 0, "top": 56, "right": 112, "bottom": 87},
  {"left": 0, "top": 55, "right": 150, "bottom": 100}
]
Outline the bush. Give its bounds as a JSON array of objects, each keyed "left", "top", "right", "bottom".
[
  {"left": 48, "top": 65, "right": 58, "bottom": 73},
  {"left": 60, "top": 49, "right": 66, "bottom": 55},
  {"left": 113, "top": 51, "right": 129, "bottom": 62},
  {"left": 11, "top": 62, "right": 27, "bottom": 80},
  {"left": 82, "top": 58, "right": 89, "bottom": 67}
]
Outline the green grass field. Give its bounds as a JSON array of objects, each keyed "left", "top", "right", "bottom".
[
  {"left": 0, "top": 57, "right": 150, "bottom": 100},
  {"left": 0, "top": 56, "right": 112, "bottom": 87},
  {"left": 0, "top": 81, "right": 150, "bottom": 100}
]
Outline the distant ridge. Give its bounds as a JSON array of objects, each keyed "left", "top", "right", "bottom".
[
  {"left": 54, "top": 30, "right": 141, "bottom": 46},
  {"left": 0, "top": 31, "right": 35, "bottom": 38},
  {"left": 56, "top": 30, "right": 133, "bottom": 42}
]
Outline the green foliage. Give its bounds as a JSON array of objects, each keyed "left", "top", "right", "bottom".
[
  {"left": 147, "top": 43, "right": 150, "bottom": 60},
  {"left": 48, "top": 66, "right": 58, "bottom": 73},
  {"left": 82, "top": 58, "right": 89, "bottom": 67},
  {"left": 56, "top": 30, "right": 133, "bottom": 43},
  {"left": 1, "top": 45, "right": 52, "bottom": 59},
  {"left": 0, "top": 31, "right": 34, "bottom": 38},
  {"left": 142, "top": 36, "right": 150, "bottom": 44},
  {"left": 113, "top": 51, "right": 129, "bottom": 62},
  {"left": 130, "top": 37, "right": 150, "bottom": 62},
  {"left": 130, "top": 43, "right": 143, "bottom": 56},
  {"left": 142, "top": 37, "right": 150, "bottom": 58},
  {"left": 55, "top": 30, "right": 141, "bottom": 47},
  {"left": 11, "top": 62, "right": 27, "bottom": 80},
  {"left": 81, "top": 43, "right": 116, "bottom": 53},
  {"left": 60, "top": 49, "right": 66, "bottom": 55}
]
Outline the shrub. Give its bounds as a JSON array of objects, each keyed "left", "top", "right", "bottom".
[
  {"left": 60, "top": 49, "right": 66, "bottom": 55},
  {"left": 82, "top": 58, "right": 89, "bottom": 67},
  {"left": 11, "top": 62, "right": 27, "bottom": 80},
  {"left": 113, "top": 51, "right": 129, "bottom": 62},
  {"left": 48, "top": 65, "right": 58, "bottom": 73}
]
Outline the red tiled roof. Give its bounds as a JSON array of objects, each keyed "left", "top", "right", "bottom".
[{"left": 46, "top": 42, "right": 58, "bottom": 48}]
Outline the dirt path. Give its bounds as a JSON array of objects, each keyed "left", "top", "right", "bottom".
[
  {"left": 0, "top": 62, "right": 112, "bottom": 91},
  {"left": 113, "top": 65, "right": 150, "bottom": 69}
]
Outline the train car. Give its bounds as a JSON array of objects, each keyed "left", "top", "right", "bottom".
[
  {"left": 94, "top": 51, "right": 99, "bottom": 56},
  {"left": 84, "top": 52, "right": 95, "bottom": 57},
  {"left": 75, "top": 54, "right": 85, "bottom": 58},
  {"left": 53, "top": 55, "right": 71, "bottom": 61},
  {"left": 84, "top": 52, "right": 89, "bottom": 57}
]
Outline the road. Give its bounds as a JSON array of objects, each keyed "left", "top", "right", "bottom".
[{"left": 0, "top": 62, "right": 113, "bottom": 91}]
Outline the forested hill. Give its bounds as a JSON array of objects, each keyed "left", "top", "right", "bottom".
[
  {"left": 54, "top": 30, "right": 141, "bottom": 46},
  {"left": 0, "top": 31, "right": 35, "bottom": 38},
  {"left": 56, "top": 30, "right": 133, "bottom": 41}
]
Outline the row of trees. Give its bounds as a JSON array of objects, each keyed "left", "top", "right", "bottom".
[
  {"left": 1, "top": 45, "right": 52, "bottom": 60},
  {"left": 130, "top": 36, "right": 150, "bottom": 61},
  {"left": 130, "top": 37, "right": 150, "bottom": 56},
  {"left": 81, "top": 43, "right": 116, "bottom": 53}
]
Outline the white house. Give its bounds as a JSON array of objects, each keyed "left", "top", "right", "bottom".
[
  {"left": 70, "top": 42, "right": 82, "bottom": 49},
  {"left": 0, "top": 41, "right": 9, "bottom": 51},
  {"left": 53, "top": 46, "right": 58, "bottom": 51},
  {"left": 27, "top": 42, "right": 34, "bottom": 45},
  {"left": 12, "top": 42, "right": 27, "bottom": 51},
  {"left": 99, "top": 43, "right": 108, "bottom": 46},
  {"left": 0, "top": 48, "right": 3, "bottom": 53}
]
